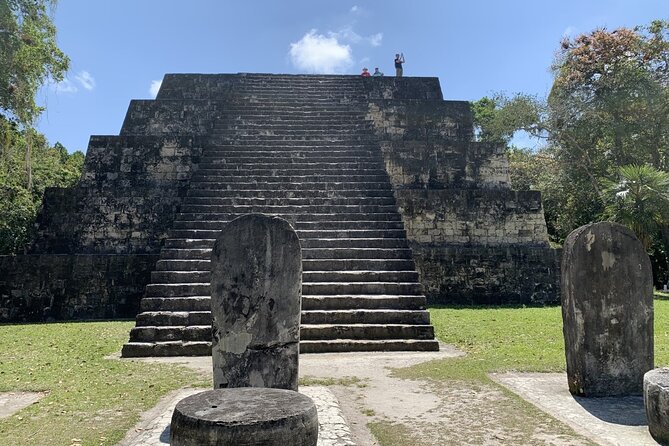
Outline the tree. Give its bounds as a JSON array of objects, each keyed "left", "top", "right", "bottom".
[
  {"left": 472, "top": 20, "right": 669, "bottom": 248},
  {"left": 0, "top": 115, "right": 83, "bottom": 253},
  {"left": 471, "top": 93, "right": 544, "bottom": 145},
  {"left": 604, "top": 164, "right": 669, "bottom": 250},
  {"left": 0, "top": 0, "right": 69, "bottom": 189}
]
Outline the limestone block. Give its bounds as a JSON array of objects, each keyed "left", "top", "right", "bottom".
[
  {"left": 644, "top": 368, "right": 669, "bottom": 445},
  {"left": 210, "top": 214, "right": 302, "bottom": 391},
  {"left": 561, "top": 222, "right": 653, "bottom": 396},
  {"left": 170, "top": 388, "right": 318, "bottom": 446}
]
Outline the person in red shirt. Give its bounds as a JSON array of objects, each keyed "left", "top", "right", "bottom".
[{"left": 360, "top": 67, "right": 371, "bottom": 77}]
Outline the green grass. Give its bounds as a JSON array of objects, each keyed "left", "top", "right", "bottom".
[
  {"left": 0, "top": 321, "right": 208, "bottom": 446},
  {"left": 397, "top": 299, "right": 669, "bottom": 381},
  {"left": 368, "top": 421, "right": 424, "bottom": 446}
]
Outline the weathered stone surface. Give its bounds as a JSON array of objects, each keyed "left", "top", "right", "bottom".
[
  {"left": 170, "top": 388, "right": 318, "bottom": 446},
  {"left": 413, "top": 244, "right": 561, "bottom": 305},
  {"left": 210, "top": 214, "right": 301, "bottom": 390},
  {"left": 645, "top": 368, "right": 669, "bottom": 445},
  {"left": 562, "top": 221, "right": 653, "bottom": 397},
  {"left": 0, "top": 254, "right": 156, "bottom": 322}
]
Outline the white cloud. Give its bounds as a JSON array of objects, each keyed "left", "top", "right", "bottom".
[
  {"left": 53, "top": 79, "right": 78, "bottom": 94},
  {"left": 289, "top": 30, "right": 353, "bottom": 74},
  {"left": 75, "top": 71, "right": 96, "bottom": 90},
  {"left": 369, "top": 32, "right": 383, "bottom": 47},
  {"left": 350, "top": 5, "right": 359, "bottom": 13},
  {"left": 149, "top": 80, "right": 162, "bottom": 98}
]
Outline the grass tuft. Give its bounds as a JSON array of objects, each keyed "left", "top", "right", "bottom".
[{"left": 0, "top": 321, "right": 207, "bottom": 445}]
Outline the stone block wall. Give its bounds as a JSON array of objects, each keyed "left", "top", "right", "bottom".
[
  {"left": 413, "top": 245, "right": 561, "bottom": 305},
  {"left": 29, "top": 135, "right": 203, "bottom": 254},
  {"left": 368, "top": 93, "right": 560, "bottom": 305},
  {"left": 396, "top": 189, "right": 549, "bottom": 246},
  {"left": 0, "top": 254, "right": 157, "bottom": 322}
]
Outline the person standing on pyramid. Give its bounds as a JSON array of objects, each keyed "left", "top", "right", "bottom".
[{"left": 395, "top": 53, "right": 405, "bottom": 77}]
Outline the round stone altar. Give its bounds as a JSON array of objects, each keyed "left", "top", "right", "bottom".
[
  {"left": 170, "top": 388, "right": 318, "bottom": 446},
  {"left": 645, "top": 368, "right": 669, "bottom": 445}
]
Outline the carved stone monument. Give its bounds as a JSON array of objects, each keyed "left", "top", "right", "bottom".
[
  {"left": 210, "top": 214, "right": 302, "bottom": 390},
  {"left": 170, "top": 388, "right": 318, "bottom": 446},
  {"left": 644, "top": 368, "right": 669, "bottom": 445},
  {"left": 561, "top": 221, "right": 653, "bottom": 396}
]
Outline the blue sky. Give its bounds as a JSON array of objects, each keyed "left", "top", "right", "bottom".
[{"left": 36, "top": 1, "right": 668, "bottom": 153}]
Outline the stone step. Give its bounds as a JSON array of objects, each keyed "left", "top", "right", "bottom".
[
  {"left": 145, "top": 283, "right": 210, "bottom": 297},
  {"left": 300, "top": 238, "right": 408, "bottom": 249},
  {"left": 184, "top": 196, "right": 396, "bottom": 206},
  {"left": 144, "top": 281, "right": 421, "bottom": 297},
  {"left": 149, "top": 271, "right": 420, "bottom": 286},
  {"left": 164, "top": 239, "right": 215, "bottom": 249},
  {"left": 208, "top": 137, "right": 377, "bottom": 144},
  {"left": 139, "top": 294, "right": 427, "bottom": 313},
  {"left": 213, "top": 123, "right": 373, "bottom": 130},
  {"left": 210, "top": 130, "right": 374, "bottom": 138},
  {"left": 188, "top": 182, "right": 392, "bottom": 191},
  {"left": 215, "top": 118, "right": 371, "bottom": 126},
  {"left": 302, "top": 271, "right": 418, "bottom": 282},
  {"left": 121, "top": 341, "right": 212, "bottom": 357},
  {"left": 299, "top": 339, "right": 440, "bottom": 353},
  {"left": 179, "top": 205, "right": 398, "bottom": 215},
  {"left": 300, "top": 324, "right": 435, "bottom": 341},
  {"left": 301, "top": 309, "right": 429, "bottom": 325},
  {"left": 194, "top": 168, "right": 386, "bottom": 177},
  {"left": 302, "top": 258, "right": 415, "bottom": 271},
  {"left": 199, "top": 155, "right": 383, "bottom": 163},
  {"left": 134, "top": 309, "right": 428, "bottom": 327},
  {"left": 153, "top": 258, "right": 415, "bottom": 273},
  {"left": 197, "top": 161, "right": 383, "bottom": 170},
  {"left": 163, "top": 237, "right": 407, "bottom": 250},
  {"left": 203, "top": 147, "right": 379, "bottom": 155},
  {"left": 160, "top": 248, "right": 212, "bottom": 260},
  {"left": 296, "top": 221, "right": 405, "bottom": 230},
  {"left": 167, "top": 228, "right": 406, "bottom": 240},
  {"left": 155, "top": 259, "right": 211, "bottom": 271},
  {"left": 302, "top": 247, "right": 412, "bottom": 259},
  {"left": 302, "top": 282, "right": 423, "bottom": 295},
  {"left": 172, "top": 220, "right": 404, "bottom": 231},
  {"left": 302, "top": 294, "right": 426, "bottom": 310},
  {"left": 175, "top": 211, "right": 400, "bottom": 222},
  {"left": 136, "top": 311, "right": 212, "bottom": 326},
  {"left": 191, "top": 175, "right": 389, "bottom": 184},
  {"left": 121, "top": 338, "right": 440, "bottom": 357},
  {"left": 209, "top": 136, "right": 377, "bottom": 146},
  {"left": 151, "top": 270, "right": 210, "bottom": 283},
  {"left": 141, "top": 297, "right": 212, "bottom": 312},
  {"left": 129, "top": 326, "right": 211, "bottom": 343},
  {"left": 186, "top": 189, "right": 394, "bottom": 198},
  {"left": 172, "top": 217, "right": 402, "bottom": 231},
  {"left": 128, "top": 323, "right": 434, "bottom": 343}
]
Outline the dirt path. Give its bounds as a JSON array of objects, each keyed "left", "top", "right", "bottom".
[
  {"left": 299, "top": 348, "right": 595, "bottom": 446},
  {"left": 125, "top": 347, "right": 598, "bottom": 445}
]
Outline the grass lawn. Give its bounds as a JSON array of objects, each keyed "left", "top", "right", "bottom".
[
  {"left": 397, "top": 298, "right": 669, "bottom": 381},
  {"left": 0, "top": 298, "right": 666, "bottom": 445},
  {"left": 0, "top": 321, "right": 208, "bottom": 446}
]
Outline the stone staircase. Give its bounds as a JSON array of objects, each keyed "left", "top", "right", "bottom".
[{"left": 121, "top": 75, "right": 439, "bottom": 356}]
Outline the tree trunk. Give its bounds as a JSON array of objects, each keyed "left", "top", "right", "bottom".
[{"left": 25, "top": 128, "right": 32, "bottom": 191}]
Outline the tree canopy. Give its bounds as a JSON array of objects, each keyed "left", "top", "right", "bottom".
[
  {"left": 471, "top": 19, "right": 669, "bottom": 285},
  {"left": 0, "top": 0, "right": 69, "bottom": 124}
]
